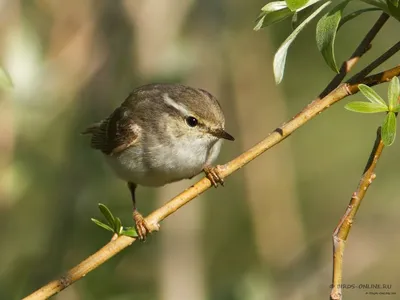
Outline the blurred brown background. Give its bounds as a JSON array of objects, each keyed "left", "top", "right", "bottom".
[{"left": 1, "top": 1, "right": 399, "bottom": 299}]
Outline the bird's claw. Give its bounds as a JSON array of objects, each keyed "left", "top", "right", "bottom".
[
  {"left": 204, "top": 165, "right": 224, "bottom": 187},
  {"left": 133, "top": 210, "right": 150, "bottom": 241}
]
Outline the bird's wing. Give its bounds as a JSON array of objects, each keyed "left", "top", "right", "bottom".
[{"left": 82, "top": 106, "right": 139, "bottom": 155}]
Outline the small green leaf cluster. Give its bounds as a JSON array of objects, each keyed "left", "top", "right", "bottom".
[
  {"left": 254, "top": 0, "right": 400, "bottom": 84},
  {"left": 345, "top": 77, "right": 400, "bottom": 146},
  {"left": 91, "top": 203, "right": 138, "bottom": 238}
]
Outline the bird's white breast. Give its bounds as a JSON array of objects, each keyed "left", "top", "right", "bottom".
[{"left": 105, "top": 136, "right": 222, "bottom": 187}]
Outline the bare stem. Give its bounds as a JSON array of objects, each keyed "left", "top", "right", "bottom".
[{"left": 330, "top": 129, "right": 384, "bottom": 300}]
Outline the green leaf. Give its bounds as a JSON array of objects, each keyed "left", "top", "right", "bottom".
[
  {"left": 387, "top": 0, "right": 400, "bottom": 20},
  {"left": 291, "top": 4, "right": 315, "bottom": 29},
  {"left": 358, "top": 84, "right": 387, "bottom": 105},
  {"left": 291, "top": 0, "right": 328, "bottom": 29},
  {"left": 91, "top": 218, "right": 115, "bottom": 232},
  {"left": 121, "top": 227, "right": 138, "bottom": 238},
  {"left": 360, "top": 0, "right": 389, "bottom": 11},
  {"left": 339, "top": 8, "right": 382, "bottom": 29},
  {"left": 316, "top": 1, "right": 350, "bottom": 73},
  {"left": 0, "top": 67, "right": 13, "bottom": 89},
  {"left": 274, "top": 1, "right": 331, "bottom": 84},
  {"left": 114, "top": 217, "right": 123, "bottom": 234},
  {"left": 297, "top": 0, "right": 324, "bottom": 11},
  {"left": 381, "top": 112, "right": 397, "bottom": 146},
  {"left": 261, "top": 1, "right": 287, "bottom": 12},
  {"left": 388, "top": 76, "right": 400, "bottom": 110},
  {"left": 393, "top": 104, "right": 400, "bottom": 112},
  {"left": 98, "top": 203, "right": 115, "bottom": 228},
  {"left": 345, "top": 101, "right": 388, "bottom": 113},
  {"left": 286, "top": 0, "right": 311, "bottom": 11},
  {"left": 359, "top": 0, "right": 394, "bottom": 17},
  {"left": 254, "top": 2, "right": 293, "bottom": 30}
]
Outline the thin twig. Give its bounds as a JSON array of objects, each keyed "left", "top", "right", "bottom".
[
  {"left": 319, "top": 12, "right": 389, "bottom": 99},
  {"left": 348, "top": 65, "right": 400, "bottom": 93},
  {"left": 330, "top": 129, "right": 384, "bottom": 300},
  {"left": 23, "top": 65, "right": 400, "bottom": 300},
  {"left": 349, "top": 41, "right": 400, "bottom": 84}
]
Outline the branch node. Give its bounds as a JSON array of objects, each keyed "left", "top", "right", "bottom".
[
  {"left": 60, "top": 274, "right": 72, "bottom": 289},
  {"left": 368, "top": 173, "right": 376, "bottom": 184},
  {"left": 149, "top": 221, "right": 161, "bottom": 232},
  {"left": 344, "top": 83, "right": 352, "bottom": 96},
  {"left": 330, "top": 289, "right": 342, "bottom": 300}
]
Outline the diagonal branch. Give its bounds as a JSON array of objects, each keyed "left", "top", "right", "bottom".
[
  {"left": 348, "top": 40, "right": 400, "bottom": 84},
  {"left": 23, "top": 64, "right": 400, "bottom": 300},
  {"left": 23, "top": 12, "right": 396, "bottom": 300},
  {"left": 330, "top": 128, "right": 385, "bottom": 300}
]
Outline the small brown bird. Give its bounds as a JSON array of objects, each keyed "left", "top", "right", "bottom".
[{"left": 83, "top": 83, "right": 234, "bottom": 239}]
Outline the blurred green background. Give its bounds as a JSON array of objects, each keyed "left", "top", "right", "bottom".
[{"left": 1, "top": 1, "right": 399, "bottom": 299}]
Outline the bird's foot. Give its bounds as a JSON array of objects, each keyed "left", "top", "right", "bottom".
[
  {"left": 204, "top": 165, "right": 224, "bottom": 187},
  {"left": 133, "top": 210, "right": 150, "bottom": 241}
]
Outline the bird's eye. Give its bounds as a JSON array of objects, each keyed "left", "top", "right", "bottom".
[{"left": 185, "top": 116, "right": 198, "bottom": 127}]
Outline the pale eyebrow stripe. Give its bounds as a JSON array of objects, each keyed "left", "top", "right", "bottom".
[{"left": 163, "top": 93, "right": 189, "bottom": 116}]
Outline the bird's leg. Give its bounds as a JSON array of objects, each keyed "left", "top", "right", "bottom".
[
  {"left": 203, "top": 165, "right": 224, "bottom": 187},
  {"left": 128, "top": 182, "right": 150, "bottom": 240}
]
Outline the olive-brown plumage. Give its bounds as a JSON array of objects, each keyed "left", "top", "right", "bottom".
[{"left": 83, "top": 83, "right": 234, "bottom": 239}]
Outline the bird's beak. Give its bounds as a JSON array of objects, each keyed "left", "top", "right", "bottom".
[{"left": 211, "top": 129, "right": 235, "bottom": 141}]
